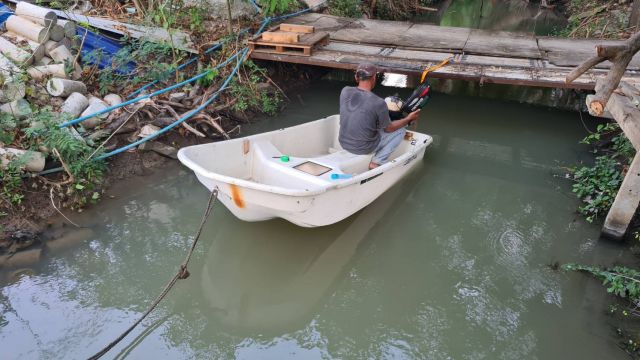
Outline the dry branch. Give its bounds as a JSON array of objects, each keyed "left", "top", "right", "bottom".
[{"left": 566, "top": 31, "right": 640, "bottom": 116}]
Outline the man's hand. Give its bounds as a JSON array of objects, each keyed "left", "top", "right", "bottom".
[
  {"left": 406, "top": 109, "right": 421, "bottom": 123},
  {"left": 384, "top": 109, "right": 422, "bottom": 132}
]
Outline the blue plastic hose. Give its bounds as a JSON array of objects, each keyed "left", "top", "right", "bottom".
[
  {"left": 38, "top": 48, "right": 248, "bottom": 176},
  {"left": 95, "top": 48, "right": 249, "bottom": 160},
  {"left": 58, "top": 51, "right": 242, "bottom": 128}
]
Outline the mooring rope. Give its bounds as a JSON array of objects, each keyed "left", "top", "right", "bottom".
[{"left": 87, "top": 187, "right": 219, "bottom": 360}]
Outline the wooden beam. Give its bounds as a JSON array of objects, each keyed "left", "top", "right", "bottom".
[
  {"left": 280, "top": 24, "right": 314, "bottom": 33},
  {"left": 603, "top": 155, "right": 640, "bottom": 239},
  {"left": 590, "top": 80, "right": 640, "bottom": 150},
  {"left": 261, "top": 31, "right": 300, "bottom": 43}
]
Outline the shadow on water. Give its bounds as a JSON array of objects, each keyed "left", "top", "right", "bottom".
[{"left": 200, "top": 166, "right": 422, "bottom": 335}]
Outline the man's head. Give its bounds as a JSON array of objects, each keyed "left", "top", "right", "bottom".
[{"left": 355, "top": 63, "right": 377, "bottom": 89}]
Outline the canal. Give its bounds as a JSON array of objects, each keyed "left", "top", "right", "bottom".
[{"left": 0, "top": 78, "right": 634, "bottom": 359}]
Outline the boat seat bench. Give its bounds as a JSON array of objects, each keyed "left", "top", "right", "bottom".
[{"left": 251, "top": 140, "right": 368, "bottom": 187}]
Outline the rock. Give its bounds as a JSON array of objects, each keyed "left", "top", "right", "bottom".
[
  {"left": 0, "top": 147, "right": 45, "bottom": 172},
  {"left": 301, "top": 0, "right": 327, "bottom": 10},
  {"left": 169, "top": 92, "right": 187, "bottom": 102},
  {"left": 138, "top": 124, "right": 161, "bottom": 138},
  {"left": 0, "top": 248, "right": 42, "bottom": 269},
  {"left": 190, "top": 0, "right": 258, "bottom": 19},
  {"left": 103, "top": 94, "right": 122, "bottom": 106},
  {"left": 138, "top": 141, "right": 178, "bottom": 159},
  {"left": 46, "top": 228, "right": 93, "bottom": 253}
]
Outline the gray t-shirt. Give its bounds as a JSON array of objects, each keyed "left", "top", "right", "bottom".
[{"left": 339, "top": 87, "right": 391, "bottom": 154}]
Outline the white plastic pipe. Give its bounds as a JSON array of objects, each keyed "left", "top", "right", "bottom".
[
  {"left": 15, "top": 2, "right": 57, "bottom": 27},
  {"left": 46, "top": 78, "right": 86, "bottom": 97},
  {"left": 5, "top": 15, "right": 50, "bottom": 43}
]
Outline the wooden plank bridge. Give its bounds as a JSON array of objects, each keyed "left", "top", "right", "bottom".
[{"left": 250, "top": 13, "right": 640, "bottom": 90}]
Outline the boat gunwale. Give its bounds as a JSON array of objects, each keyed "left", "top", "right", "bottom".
[{"left": 177, "top": 117, "right": 433, "bottom": 197}]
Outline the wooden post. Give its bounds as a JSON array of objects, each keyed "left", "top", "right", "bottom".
[
  {"left": 603, "top": 155, "right": 640, "bottom": 239},
  {"left": 631, "top": 0, "right": 640, "bottom": 30},
  {"left": 567, "top": 32, "right": 640, "bottom": 239}
]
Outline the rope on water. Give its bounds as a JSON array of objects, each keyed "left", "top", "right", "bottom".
[{"left": 87, "top": 187, "right": 219, "bottom": 360}]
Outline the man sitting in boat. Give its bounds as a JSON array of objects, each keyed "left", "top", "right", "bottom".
[{"left": 339, "top": 63, "right": 421, "bottom": 170}]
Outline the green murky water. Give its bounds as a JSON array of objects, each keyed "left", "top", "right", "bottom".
[{"left": 0, "top": 79, "right": 633, "bottom": 359}]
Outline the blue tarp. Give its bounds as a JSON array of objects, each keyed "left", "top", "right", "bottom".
[
  {"left": 77, "top": 28, "right": 135, "bottom": 73},
  {"left": 0, "top": 3, "right": 12, "bottom": 24}
]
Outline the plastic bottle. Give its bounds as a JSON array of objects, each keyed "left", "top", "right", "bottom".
[{"left": 331, "top": 173, "right": 352, "bottom": 180}]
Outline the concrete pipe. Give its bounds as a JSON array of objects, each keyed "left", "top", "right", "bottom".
[
  {"left": 49, "top": 24, "right": 65, "bottom": 42},
  {"left": 15, "top": 2, "right": 57, "bottom": 28},
  {"left": 80, "top": 97, "right": 109, "bottom": 129},
  {"left": 27, "top": 63, "right": 67, "bottom": 81},
  {"left": 5, "top": 15, "right": 50, "bottom": 43},
  {"left": 60, "top": 92, "right": 89, "bottom": 117},
  {"left": 0, "top": 37, "right": 33, "bottom": 65},
  {"left": 35, "top": 56, "right": 53, "bottom": 66},
  {"left": 46, "top": 78, "right": 86, "bottom": 97},
  {"left": 58, "top": 19, "right": 76, "bottom": 39},
  {"left": 0, "top": 147, "right": 46, "bottom": 172},
  {"left": 0, "top": 53, "right": 26, "bottom": 102},
  {"left": 43, "top": 40, "right": 60, "bottom": 57},
  {"left": 48, "top": 44, "right": 72, "bottom": 63},
  {"left": 0, "top": 82, "right": 26, "bottom": 103},
  {"left": 49, "top": 25, "right": 65, "bottom": 41},
  {"left": 0, "top": 99, "right": 32, "bottom": 119},
  {"left": 2, "top": 32, "right": 46, "bottom": 62}
]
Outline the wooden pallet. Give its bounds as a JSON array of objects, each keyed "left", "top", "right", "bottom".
[{"left": 249, "top": 24, "right": 329, "bottom": 56}]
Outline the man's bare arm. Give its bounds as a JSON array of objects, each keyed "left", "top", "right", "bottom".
[{"left": 383, "top": 110, "right": 421, "bottom": 132}]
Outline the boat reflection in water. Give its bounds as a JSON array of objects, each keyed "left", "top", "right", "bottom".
[{"left": 200, "top": 167, "right": 419, "bottom": 334}]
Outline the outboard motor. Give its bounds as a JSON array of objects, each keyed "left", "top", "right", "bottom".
[{"left": 384, "top": 57, "right": 451, "bottom": 121}]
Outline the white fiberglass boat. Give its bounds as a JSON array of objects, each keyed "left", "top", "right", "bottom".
[{"left": 177, "top": 115, "right": 432, "bottom": 227}]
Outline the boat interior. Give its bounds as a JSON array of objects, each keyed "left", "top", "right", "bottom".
[{"left": 180, "top": 116, "right": 415, "bottom": 190}]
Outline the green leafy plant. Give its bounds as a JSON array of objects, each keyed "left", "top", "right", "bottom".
[
  {"left": 328, "top": 0, "right": 362, "bottom": 18},
  {"left": 259, "top": 0, "right": 298, "bottom": 15},
  {"left": 563, "top": 263, "right": 640, "bottom": 301},
  {"left": 84, "top": 39, "right": 176, "bottom": 94},
  {"left": 570, "top": 122, "right": 635, "bottom": 222},
  {"left": 571, "top": 155, "right": 622, "bottom": 222},
  {"left": 230, "top": 61, "right": 283, "bottom": 116},
  {"left": 0, "top": 157, "right": 27, "bottom": 205}
]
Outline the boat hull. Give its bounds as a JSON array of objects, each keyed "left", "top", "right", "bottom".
[{"left": 179, "top": 115, "right": 432, "bottom": 227}]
